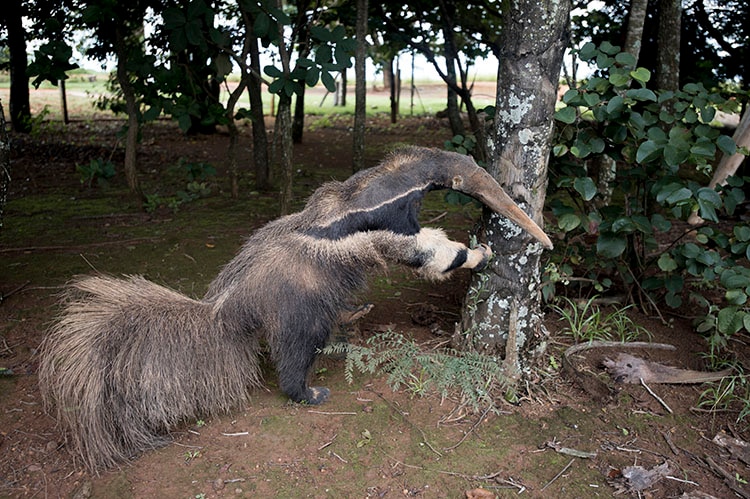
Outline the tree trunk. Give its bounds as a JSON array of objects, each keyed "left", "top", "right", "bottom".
[
  {"left": 115, "top": 29, "right": 142, "bottom": 197},
  {"left": 352, "top": 0, "right": 368, "bottom": 172},
  {"left": 292, "top": 86, "right": 305, "bottom": 144},
  {"left": 226, "top": 79, "right": 247, "bottom": 198},
  {"left": 0, "top": 102, "right": 11, "bottom": 231},
  {"left": 456, "top": 0, "right": 569, "bottom": 390},
  {"left": 656, "top": 0, "right": 681, "bottom": 91},
  {"left": 5, "top": 0, "right": 31, "bottom": 133},
  {"left": 59, "top": 80, "right": 70, "bottom": 125},
  {"left": 277, "top": 94, "right": 294, "bottom": 215},
  {"left": 441, "top": 7, "right": 465, "bottom": 137},
  {"left": 386, "top": 57, "right": 401, "bottom": 123},
  {"left": 688, "top": 107, "right": 750, "bottom": 224},
  {"left": 340, "top": 68, "right": 347, "bottom": 107},
  {"left": 248, "top": 34, "right": 270, "bottom": 190},
  {"left": 623, "top": 0, "right": 649, "bottom": 65}
]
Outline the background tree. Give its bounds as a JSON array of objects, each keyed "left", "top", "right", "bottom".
[
  {"left": 656, "top": 0, "right": 681, "bottom": 91},
  {"left": 457, "top": 0, "right": 570, "bottom": 389},
  {"left": 352, "top": 0, "right": 368, "bottom": 172},
  {"left": 0, "top": 102, "right": 10, "bottom": 230},
  {"left": 2, "top": 0, "right": 32, "bottom": 133}
]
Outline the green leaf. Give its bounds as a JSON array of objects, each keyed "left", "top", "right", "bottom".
[
  {"left": 734, "top": 225, "right": 750, "bottom": 242},
  {"left": 557, "top": 213, "right": 581, "bottom": 231},
  {"left": 305, "top": 67, "right": 320, "bottom": 86},
  {"left": 552, "top": 144, "right": 568, "bottom": 157},
  {"left": 606, "top": 95, "right": 624, "bottom": 114},
  {"left": 310, "top": 25, "right": 332, "bottom": 42},
  {"left": 615, "top": 52, "right": 636, "bottom": 66},
  {"left": 597, "top": 232, "right": 627, "bottom": 258},
  {"left": 583, "top": 92, "right": 601, "bottom": 106},
  {"left": 609, "top": 72, "right": 630, "bottom": 87},
  {"left": 253, "top": 12, "right": 270, "bottom": 37},
  {"left": 573, "top": 177, "right": 597, "bottom": 201},
  {"left": 700, "top": 106, "right": 716, "bottom": 122},
  {"left": 268, "top": 78, "right": 284, "bottom": 94},
  {"left": 562, "top": 88, "right": 579, "bottom": 104},
  {"left": 625, "top": 88, "right": 657, "bottom": 102},
  {"left": 630, "top": 67, "right": 651, "bottom": 83},
  {"left": 717, "top": 306, "right": 745, "bottom": 335},
  {"left": 320, "top": 71, "right": 336, "bottom": 92},
  {"left": 726, "top": 289, "right": 748, "bottom": 306},
  {"left": 651, "top": 213, "right": 672, "bottom": 232},
  {"left": 578, "top": 42, "right": 597, "bottom": 61},
  {"left": 264, "top": 65, "right": 283, "bottom": 78},
  {"left": 690, "top": 140, "right": 716, "bottom": 157},
  {"left": 554, "top": 106, "right": 577, "bottom": 124},
  {"left": 658, "top": 253, "right": 678, "bottom": 272},
  {"left": 717, "top": 135, "right": 737, "bottom": 155},
  {"left": 600, "top": 41, "right": 620, "bottom": 55},
  {"left": 636, "top": 140, "right": 661, "bottom": 163}
]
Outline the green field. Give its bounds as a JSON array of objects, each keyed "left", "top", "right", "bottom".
[{"left": 0, "top": 70, "right": 497, "bottom": 122}]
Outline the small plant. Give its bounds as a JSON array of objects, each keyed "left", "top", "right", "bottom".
[
  {"left": 184, "top": 449, "right": 201, "bottom": 462},
  {"left": 181, "top": 160, "right": 216, "bottom": 182},
  {"left": 698, "top": 364, "right": 749, "bottom": 423},
  {"left": 76, "top": 158, "right": 116, "bottom": 187},
  {"left": 444, "top": 133, "right": 477, "bottom": 156},
  {"left": 551, "top": 296, "right": 650, "bottom": 343},
  {"left": 321, "top": 330, "right": 511, "bottom": 411}
]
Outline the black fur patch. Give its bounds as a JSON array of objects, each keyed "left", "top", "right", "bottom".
[
  {"left": 444, "top": 249, "right": 468, "bottom": 273},
  {"left": 308, "top": 189, "right": 427, "bottom": 240}
]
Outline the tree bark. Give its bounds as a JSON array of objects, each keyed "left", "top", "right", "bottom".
[
  {"left": 456, "top": 0, "right": 570, "bottom": 387},
  {"left": 226, "top": 79, "right": 247, "bottom": 198},
  {"left": 688, "top": 107, "right": 750, "bottom": 225},
  {"left": 277, "top": 94, "right": 294, "bottom": 215},
  {"left": 352, "top": 0, "right": 368, "bottom": 172},
  {"left": 441, "top": 3, "right": 465, "bottom": 137},
  {"left": 292, "top": 87, "right": 305, "bottom": 144},
  {"left": 115, "top": 27, "right": 142, "bottom": 198},
  {"left": 247, "top": 33, "right": 271, "bottom": 191},
  {"left": 0, "top": 102, "right": 11, "bottom": 231},
  {"left": 386, "top": 56, "right": 399, "bottom": 124},
  {"left": 656, "top": 0, "right": 681, "bottom": 91},
  {"left": 340, "top": 68, "right": 347, "bottom": 107},
  {"left": 623, "top": 0, "right": 649, "bottom": 65},
  {"left": 5, "top": 0, "right": 31, "bottom": 133}
]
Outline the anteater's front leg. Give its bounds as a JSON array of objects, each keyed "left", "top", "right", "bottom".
[{"left": 379, "top": 228, "right": 491, "bottom": 281}]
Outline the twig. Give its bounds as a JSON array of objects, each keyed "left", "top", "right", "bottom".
[
  {"left": 317, "top": 434, "right": 337, "bottom": 451},
  {"left": 0, "top": 281, "right": 29, "bottom": 303},
  {"left": 380, "top": 450, "right": 513, "bottom": 483},
  {"left": 331, "top": 451, "right": 348, "bottom": 463},
  {"left": 307, "top": 410, "right": 358, "bottom": 415},
  {"left": 640, "top": 377, "right": 673, "bottom": 414},
  {"left": 443, "top": 405, "right": 493, "bottom": 451},
  {"left": 665, "top": 475, "right": 698, "bottom": 486},
  {"left": 221, "top": 431, "right": 249, "bottom": 437},
  {"left": 371, "top": 390, "right": 442, "bottom": 458},
  {"left": 0, "top": 237, "right": 162, "bottom": 253},
  {"left": 541, "top": 458, "right": 575, "bottom": 491},
  {"left": 661, "top": 430, "right": 680, "bottom": 455}
]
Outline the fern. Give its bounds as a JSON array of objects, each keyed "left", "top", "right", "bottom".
[{"left": 322, "top": 331, "right": 511, "bottom": 411}]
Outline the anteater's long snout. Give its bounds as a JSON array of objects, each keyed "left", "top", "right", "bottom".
[{"left": 451, "top": 168, "right": 554, "bottom": 250}]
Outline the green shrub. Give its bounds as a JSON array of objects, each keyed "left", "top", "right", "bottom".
[{"left": 547, "top": 41, "right": 748, "bottom": 356}]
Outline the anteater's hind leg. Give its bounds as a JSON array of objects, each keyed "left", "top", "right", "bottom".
[{"left": 274, "top": 315, "right": 332, "bottom": 405}]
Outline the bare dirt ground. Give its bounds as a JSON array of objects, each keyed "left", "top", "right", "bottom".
[{"left": 1, "top": 103, "right": 750, "bottom": 498}]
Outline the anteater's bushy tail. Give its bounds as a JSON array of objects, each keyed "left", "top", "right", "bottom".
[{"left": 38, "top": 275, "right": 262, "bottom": 471}]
